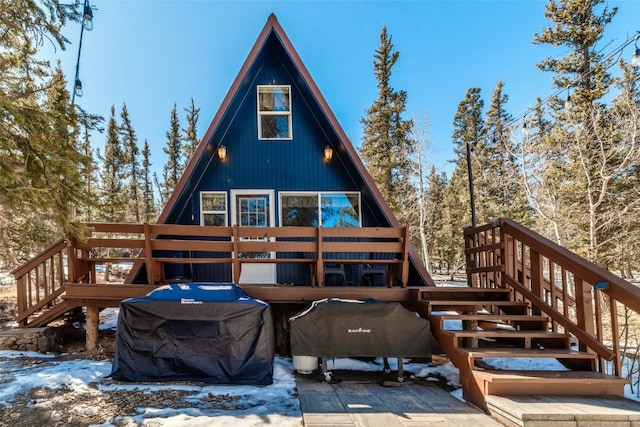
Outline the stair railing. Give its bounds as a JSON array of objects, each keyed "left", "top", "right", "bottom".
[
  {"left": 465, "top": 218, "right": 640, "bottom": 377},
  {"left": 12, "top": 239, "right": 69, "bottom": 326}
]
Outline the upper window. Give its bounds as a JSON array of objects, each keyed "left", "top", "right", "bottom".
[
  {"left": 257, "top": 85, "right": 292, "bottom": 140},
  {"left": 201, "top": 192, "right": 227, "bottom": 226},
  {"left": 280, "top": 192, "right": 361, "bottom": 227}
]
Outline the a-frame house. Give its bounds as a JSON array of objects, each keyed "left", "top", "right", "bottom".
[{"left": 13, "top": 14, "right": 640, "bottom": 417}]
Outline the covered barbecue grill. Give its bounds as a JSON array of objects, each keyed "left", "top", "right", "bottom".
[
  {"left": 289, "top": 298, "right": 430, "bottom": 380},
  {"left": 111, "top": 282, "right": 274, "bottom": 385}
]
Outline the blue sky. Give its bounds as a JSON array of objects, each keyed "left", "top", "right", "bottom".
[{"left": 42, "top": 0, "right": 640, "bottom": 177}]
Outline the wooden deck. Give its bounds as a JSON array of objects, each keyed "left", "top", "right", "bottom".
[
  {"left": 295, "top": 368, "right": 502, "bottom": 427},
  {"left": 295, "top": 368, "right": 640, "bottom": 427}
]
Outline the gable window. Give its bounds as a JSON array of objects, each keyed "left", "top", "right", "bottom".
[
  {"left": 280, "top": 192, "right": 360, "bottom": 227},
  {"left": 201, "top": 192, "right": 227, "bottom": 226},
  {"left": 258, "top": 85, "right": 292, "bottom": 140}
]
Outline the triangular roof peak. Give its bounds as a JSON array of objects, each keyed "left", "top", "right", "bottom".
[{"left": 160, "top": 13, "right": 393, "bottom": 228}]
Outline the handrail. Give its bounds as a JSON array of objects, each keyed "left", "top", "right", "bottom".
[
  {"left": 12, "top": 239, "right": 69, "bottom": 327},
  {"left": 464, "top": 218, "right": 637, "bottom": 377}
]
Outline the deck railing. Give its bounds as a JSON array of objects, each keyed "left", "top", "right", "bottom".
[
  {"left": 12, "top": 239, "right": 69, "bottom": 326},
  {"left": 465, "top": 218, "right": 640, "bottom": 377},
  {"left": 14, "top": 223, "right": 410, "bottom": 326}
]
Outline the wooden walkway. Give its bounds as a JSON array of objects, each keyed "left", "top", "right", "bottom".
[
  {"left": 295, "top": 368, "right": 640, "bottom": 426},
  {"left": 295, "top": 370, "right": 502, "bottom": 427}
]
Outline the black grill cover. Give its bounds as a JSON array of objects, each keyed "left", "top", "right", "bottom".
[
  {"left": 110, "top": 283, "right": 274, "bottom": 385},
  {"left": 289, "top": 298, "right": 430, "bottom": 358}
]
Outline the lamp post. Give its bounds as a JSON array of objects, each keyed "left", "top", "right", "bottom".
[
  {"left": 465, "top": 139, "right": 476, "bottom": 228},
  {"left": 71, "top": 0, "right": 95, "bottom": 105}
]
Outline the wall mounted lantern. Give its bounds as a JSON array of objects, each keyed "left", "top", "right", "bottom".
[
  {"left": 217, "top": 145, "right": 227, "bottom": 160},
  {"left": 324, "top": 146, "right": 333, "bottom": 161}
]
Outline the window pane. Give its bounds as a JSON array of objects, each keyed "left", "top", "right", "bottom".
[
  {"left": 260, "top": 115, "right": 290, "bottom": 139},
  {"left": 203, "top": 213, "right": 225, "bottom": 226},
  {"left": 259, "top": 87, "right": 290, "bottom": 112},
  {"left": 237, "top": 196, "right": 269, "bottom": 227},
  {"left": 321, "top": 194, "right": 360, "bottom": 227},
  {"left": 202, "top": 194, "right": 225, "bottom": 212},
  {"left": 281, "top": 195, "right": 318, "bottom": 226}
]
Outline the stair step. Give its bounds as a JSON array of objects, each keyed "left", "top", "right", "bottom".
[
  {"left": 460, "top": 348, "right": 596, "bottom": 360},
  {"left": 418, "top": 287, "right": 511, "bottom": 301},
  {"left": 427, "top": 300, "right": 530, "bottom": 314},
  {"left": 473, "top": 370, "right": 628, "bottom": 397},
  {"left": 485, "top": 394, "right": 640, "bottom": 427},
  {"left": 441, "top": 330, "right": 570, "bottom": 349},
  {"left": 431, "top": 314, "right": 548, "bottom": 331}
]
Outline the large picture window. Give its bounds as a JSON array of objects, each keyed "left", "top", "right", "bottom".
[
  {"left": 280, "top": 192, "right": 360, "bottom": 227},
  {"left": 200, "top": 192, "right": 227, "bottom": 226},
  {"left": 258, "top": 85, "right": 292, "bottom": 140}
]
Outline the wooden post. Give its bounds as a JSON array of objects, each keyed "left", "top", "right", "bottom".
[
  {"left": 232, "top": 226, "right": 240, "bottom": 284},
  {"left": 316, "top": 227, "right": 324, "bottom": 287},
  {"left": 530, "top": 249, "right": 542, "bottom": 316},
  {"left": 86, "top": 306, "right": 99, "bottom": 351},
  {"left": 574, "top": 277, "right": 595, "bottom": 352},
  {"left": 400, "top": 227, "right": 410, "bottom": 288}
]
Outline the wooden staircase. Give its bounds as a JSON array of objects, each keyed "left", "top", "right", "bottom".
[{"left": 410, "top": 286, "right": 628, "bottom": 411}]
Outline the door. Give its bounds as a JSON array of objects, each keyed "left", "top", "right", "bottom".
[{"left": 231, "top": 190, "right": 276, "bottom": 284}]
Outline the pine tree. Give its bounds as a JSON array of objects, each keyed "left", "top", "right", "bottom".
[
  {"left": 161, "top": 104, "right": 183, "bottom": 205},
  {"left": 451, "top": 87, "right": 485, "bottom": 226},
  {"left": 141, "top": 139, "right": 158, "bottom": 223},
  {"left": 0, "top": 3, "right": 87, "bottom": 264},
  {"left": 532, "top": 0, "right": 623, "bottom": 263},
  {"left": 483, "top": 81, "right": 531, "bottom": 223},
  {"left": 100, "top": 105, "right": 126, "bottom": 223},
  {"left": 182, "top": 98, "right": 200, "bottom": 167},
  {"left": 423, "top": 167, "right": 447, "bottom": 272},
  {"left": 76, "top": 107, "right": 103, "bottom": 223},
  {"left": 119, "top": 104, "right": 142, "bottom": 222},
  {"left": 360, "top": 26, "right": 417, "bottom": 225}
]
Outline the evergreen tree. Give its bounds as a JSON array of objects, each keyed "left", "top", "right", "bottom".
[
  {"left": 100, "top": 105, "right": 126, "bottom": 223},
  {"left": 182, "top": 98, "right": 200, "bottom": 167},
  {"left": 119, "top": 104, "right": 142, "bottom": 222},
  {"left": 441, "top": 166, "right": 470, "bottom": 275},
  {"left": 141, "top": 139, "right": 158, "bottom": 223},
  {"left": 0, "top": 2, "right": 88, "bottom": 264},
  {"left": 483, "top": 81, "right": 531, "bottom": 223},
  {"left": 75, "top": 108, "right": 103, "bottom": 223},
  {"left": 451, "top": 88, "right": 485, "bottom": 226},
  {"left": 532, "top": 0, "right": 623, "bottom": 263},
  {"left": 161, "top": 104, "right": 183, "bottom": 204},
  {"left": 424, "top": 167, "right": 447, "bottom": 272},
  {"left": 360, "top": 26, "right": 417, "bottom": 225}
]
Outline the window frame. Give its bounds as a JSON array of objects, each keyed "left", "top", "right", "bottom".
[
  {"left": 257, "top": 85, "right": 293, "bottom": 140},
  {"left": 200, "top": 191, "right": 228, "bottom": 226},
  {"left": 279, "top": 191, "right": 362, "bottom": 227}
]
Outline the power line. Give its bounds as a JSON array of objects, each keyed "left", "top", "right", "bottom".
[{"left": 505, "top": 30, "right": 640, "bottom": 131}]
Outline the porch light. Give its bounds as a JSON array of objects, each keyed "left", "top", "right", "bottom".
[
  {"left": 324, "top": 146, "right": 333, "bottom": 161},
  {"left": 74, "top": 79, "right": 83, "bottom": 98},
  {"left": 633, "top": 48, "right": 640, "bottom": 68},
  {"left": 83, "top": 2, "right": 94, "bottom": 31},
  {"left": 217, "top": 145, "right": 227, "bottom": 160}
]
